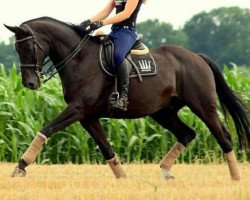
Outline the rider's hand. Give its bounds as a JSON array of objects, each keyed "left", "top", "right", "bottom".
[
  {"left": 80, "top": 19, "right": 91, "bottom": 29},
  {"left": 87, "top": 21, "right": 104, "bottom": 32}
]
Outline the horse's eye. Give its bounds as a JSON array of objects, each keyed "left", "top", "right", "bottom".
[
  {"left": 28, "top": 46, "right": 33, "bottom": 51},
  {"left": 23, "top": 46, "right": 33, "bottom": 52}
]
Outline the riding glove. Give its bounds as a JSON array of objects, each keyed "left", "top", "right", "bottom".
[
  {"left": 87, "top": 21, "right": 104, "bottom": 32},
  {"left": 80, "top": 19, "right": 91, "bottom": 29}
]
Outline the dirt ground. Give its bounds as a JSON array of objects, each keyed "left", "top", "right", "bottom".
[{"left": 0, "top": 163, "right": 249, "bottom": 200}]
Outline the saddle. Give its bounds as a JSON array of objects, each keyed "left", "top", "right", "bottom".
[{"left": 98, "top": 34, "right": 157, "bottom": 81}]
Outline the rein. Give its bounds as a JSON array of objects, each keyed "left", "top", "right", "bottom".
[
  {"left": 16, "top": 24, "right": 92, "bottom": 83},
  {"left": 41, "top": 33, "right": 92, "bottom": 83}
]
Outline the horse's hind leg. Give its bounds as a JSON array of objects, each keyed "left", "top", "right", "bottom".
[
  {"left": 186, "top": 94, "right": 240, "bottom": 180},
  {"left": 80, "top": 118, "right": 127, "bottom": 178},
  {"left": 151, "top": 101, "right": 196, "bottom": 179}
]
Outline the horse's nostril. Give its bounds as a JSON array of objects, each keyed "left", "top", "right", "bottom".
[{"left": 25, "top": 82, "right": 35, "bottom": 89}]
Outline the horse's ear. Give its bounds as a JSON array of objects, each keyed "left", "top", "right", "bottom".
[{"left": 4, "top": 24, "right": 24, "bottom": 34}]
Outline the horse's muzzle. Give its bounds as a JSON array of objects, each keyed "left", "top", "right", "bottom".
[{"left": 23, "top": 81, "right": 39, "bottom": 90}]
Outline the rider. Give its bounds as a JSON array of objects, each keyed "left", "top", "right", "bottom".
[{"left": 79, "top": 0, "right": 146, "bottom": 111}]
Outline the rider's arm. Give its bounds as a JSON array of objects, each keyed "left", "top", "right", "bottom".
[
  {"left": 102, "top": 0, "right": 139, "bottom": 25},
  {"left": 89, "top": 0, "right": 115, "bottom": 23}
]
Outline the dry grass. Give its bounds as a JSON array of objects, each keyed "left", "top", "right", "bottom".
[{"left": 0, "top": 163, "right": 249, "bottom": 200}]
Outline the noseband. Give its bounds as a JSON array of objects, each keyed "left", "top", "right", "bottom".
[{"left": 15, "top": 24, "right": 46, "bottom": 77}]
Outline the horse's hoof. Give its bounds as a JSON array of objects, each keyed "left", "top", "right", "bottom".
[
  {"left": 161, "top": 168, "right": 175, "bottom": 180},
  {"left": 164, "top": 174, "right": 175, "bottom": 180},
  {"left": 11, "top": 167, "right": 26, "bottom": 177}
]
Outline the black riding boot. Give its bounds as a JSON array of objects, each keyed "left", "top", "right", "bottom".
[{"left": 109, "top": 60, "right": 129, "bottom": 111}]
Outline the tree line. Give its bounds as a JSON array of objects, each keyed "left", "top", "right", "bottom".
[
  {"left": 1, "top": 6, "right": 250, "bottom": 71},
  {"left": 138, "top": 7, "right": 250, "bottom": 68}
]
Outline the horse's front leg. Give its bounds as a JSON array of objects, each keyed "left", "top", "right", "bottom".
[
  {"left": 11, "top": 102, "right": 84, "bottom": 177},
  {"left": 80, "top": 118, "right": 127, "bottom": 178}
]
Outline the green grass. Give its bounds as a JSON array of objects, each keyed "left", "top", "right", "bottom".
[{"left": 0, "top": 64, "right": 249, "bottom": 164}]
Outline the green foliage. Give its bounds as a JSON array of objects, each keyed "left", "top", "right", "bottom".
[
  {"left": 0, "top": 38, "right": 19, "bottom": 72},
  {"left": 137, "top": 19, "right": 188, "bottom": 48},
  {"left": 0, "top": 64, "right": 249, "bottom": 164},
  {"left": 184, "top": 7, "right": 250, "bottom": 66}
]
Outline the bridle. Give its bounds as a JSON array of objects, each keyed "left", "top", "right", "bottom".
[
  {"left": 15, "top": 24, "right": 46, "bottom": 78},
  {"left": 15, "top": 24, "right": 92, "bottom": 83}
]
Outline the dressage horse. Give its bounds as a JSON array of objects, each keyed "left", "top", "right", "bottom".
[{"left": 5, "top": 17, "right": 249, "bottom": 180}]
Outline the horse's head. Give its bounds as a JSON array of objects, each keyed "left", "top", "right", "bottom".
[{"left": 4, "top": 24, "right": 48, "bottom": 90}]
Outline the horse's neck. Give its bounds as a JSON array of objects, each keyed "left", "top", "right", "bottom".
[
  {"left": 47, "top": 30, "right": 81, "bottom": 64},
  {"left": 49, "top": 35, "right": 98, "bottom": 69},
  {"left": 44, "top": 24, "right": 90, "bottom": 77},
  {"left": 46, "top": 30, "right": 101, "bottom": 88}
]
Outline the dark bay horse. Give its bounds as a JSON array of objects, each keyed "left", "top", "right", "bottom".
[{"left": 5, "top": 17, "right": 250, "bottom": 180}]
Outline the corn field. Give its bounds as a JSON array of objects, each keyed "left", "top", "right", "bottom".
[{"left": 0, "top": 64, "right": 249, "bottom": 164}]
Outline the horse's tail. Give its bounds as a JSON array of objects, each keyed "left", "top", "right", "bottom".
[{"left": 198, "top": 53, "right": 250, "bottom": 150}]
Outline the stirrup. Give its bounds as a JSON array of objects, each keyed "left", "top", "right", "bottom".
[
  {"left": 110, "top": 96, "right": 128, "bottom": 111},
  {"left": 117, "top": 98, "right": 129, "bottom": 111},
  {"left": 109, "top": 92, "right": 119, "bottom": 105}
]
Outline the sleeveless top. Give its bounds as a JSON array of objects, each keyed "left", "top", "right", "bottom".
[{"left": 114, "top": 0, "right": 142, "bottom": 27}]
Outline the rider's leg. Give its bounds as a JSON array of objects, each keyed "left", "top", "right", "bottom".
[
  {"left": 114, "top": 60, "right": 129, "bottom": 110},
  {"left": 109, "top": 26, "right": 137, "bottom": 111}
]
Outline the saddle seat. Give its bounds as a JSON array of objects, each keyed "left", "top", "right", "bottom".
[
  {"left": 95, "top": 30, "right": 149, "bottom": 54},
  {"left": 130, "top": 34, "right": 149, "bottom": 55}
]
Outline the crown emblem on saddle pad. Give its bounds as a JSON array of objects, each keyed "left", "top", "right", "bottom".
[{"left": 138, "top": 60, "right": 152, "bottom": 72}]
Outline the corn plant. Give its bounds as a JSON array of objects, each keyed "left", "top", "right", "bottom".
[{"left": 0, "top": 64, "right": 249, "bottom": 164}]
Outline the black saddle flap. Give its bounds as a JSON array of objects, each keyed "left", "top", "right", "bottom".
[{"left": 99, "top": 38, "right": 157, "bottom": 79}]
